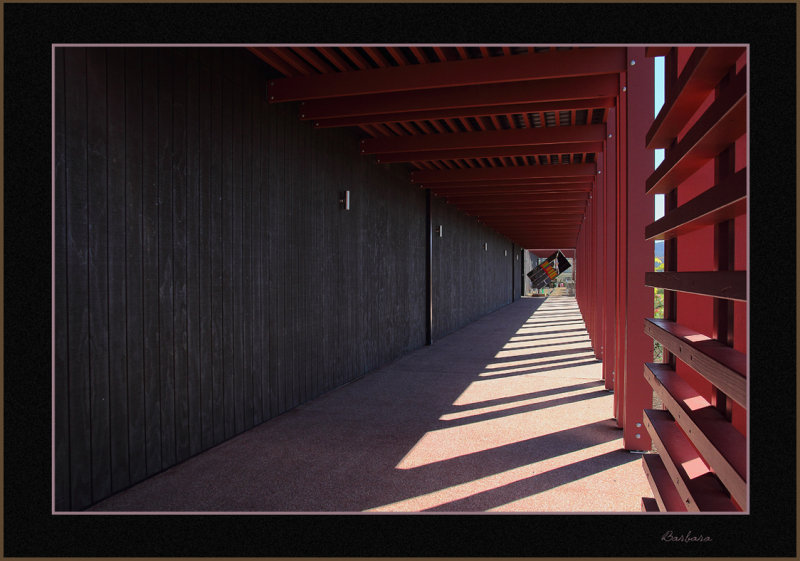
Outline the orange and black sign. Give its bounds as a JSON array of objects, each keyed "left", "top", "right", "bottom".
[{"left": 527, "top": 251, "right": 571, "bottom": 289}]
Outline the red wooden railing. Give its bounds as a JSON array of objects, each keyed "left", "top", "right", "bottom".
[{"left": 640, "top": 46, "right": 747, "bottom": 512}]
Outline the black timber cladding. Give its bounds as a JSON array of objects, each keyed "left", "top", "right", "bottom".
[{"left": 55, "top": 46, "right": 523, "bottom": 510}]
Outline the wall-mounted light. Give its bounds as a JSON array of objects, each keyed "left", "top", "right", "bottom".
[
  {"left": 483, "top": 243, "right": 488, "bottom": 251},
  {"left": 435, "top": 225, "right": 443, "bottom": 237},
  {"left": 504, "top": 249, "right": 508, "bottom": 256},
  {"left": 339, "top": 190, "right": 350, "bottom": 210}
]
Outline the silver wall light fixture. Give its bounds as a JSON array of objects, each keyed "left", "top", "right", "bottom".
[
  {"left": 339, "top": 190, "right": 350, "bottom": 210},
  {"left": 435, "top": 225, "right": 443, "bottom": 237}
]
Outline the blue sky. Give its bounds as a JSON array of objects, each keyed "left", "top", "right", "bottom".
[{"left": 654, "top": 57, "right": 665, "bottom": 219}]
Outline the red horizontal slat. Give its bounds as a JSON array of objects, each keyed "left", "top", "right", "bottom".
[
  {"left": 645, "top": 168, "right": 747, "bottom": 240},
  {"left": 424, "top": 177, "right": 593, "bottom": 188},
  {"left": 643, "top": 409, "right": 738, "bottom": 512},
  {"left": 645, "top": 46, "right": 673, "bottom": 57},
  {"left": 644, "top": 271, "right": 747, "bottom": 301},
  {"left": 645, "top": 68, "right": 746, "bottom": 194},
  {"left": 299, "top": 74, "right": 620, "bottom": 120},
  {"left": 364, "top": 125, "right": 606, "bottom": 154},
  {"left": 643, "top": 318, "right": 746, "bottom": 407},
  {"left": 311, "top": 97, "right": 615, "bottom": 128},
  {"left": 374, "top": 141, "right": 604, "bottom": 164},
  {"left": 647, "top": 46, "right": 745, "bottom": 149},
  {"left": 268, "top": 47, "right": 626, "bottom": 102},
  {"left": 412, "top": 163, "right": 597, "bottom": 184},
  {"left": 641, "top": 454, "right": 687, "bottom": 512},
  {"left": 643, "top": 363, "right": 746, "bottom": 508}
]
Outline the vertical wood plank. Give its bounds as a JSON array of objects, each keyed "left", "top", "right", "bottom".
[
  {"left": 106, "top": 47, "right": 131, "bottom": 493},
  {"left": 271, "top": 100, "right": 285, "bottom": 416},
  {"left": 230, "top": 52, "right": 245, "bottom": 435},
  {"left": 65, "top": 47, "right": 92, "bottom": 510},
  {"left": 284, "top": 101, "right": 295, "bottom": 412},
  {"left": 209, "top": 48, "right": 225, "bottom": 445},
  {"left": 251, "top": 82, "right": 264, "bottom": 427},
  {"left": 260, "top": 93, "right": 272, "bottom": 421},
  {"left": 185, "top": 48, "right": 203, "bottom": 457},
  {"left": 197, "top": 50, "right": 214, "bottom": 450},
  {"left": 141, "top": 46, "right": 162, "bottom": 476},
  {"left": 86, "top": 47, "right": 112, "bottom": 503},
  {"left": 221, "top": 51, "right": 235, "bottom": 439},
  {"left": 172, "top": 48, "right": 190, "bottom": 463},
  {"left": 240, "top": 61, "right": 254, "bottom": 431},
  {"left": 157, "top": 48, "right": 176, "bottom": 468},
  {"left": 124, "top": 47, "right": 147, "bottom": 484},
  {"left": 54, "top": 47, "right": 71, "bottom": 510}
]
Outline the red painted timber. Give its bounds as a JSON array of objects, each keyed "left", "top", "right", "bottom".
[
  {"left": 365, "top": 125, "right": 606, "bottom": 155},
  {"left": 268, "top": 47, "right": 626, "bottom": 101},
  {"left": 594, "top": 160, "right": 604, "bottom": 361},
  {"left": 647, "top": 47, "right": 745, "bottom": 149},
  {"left": 643, "top": 409, "right": 738, "bottom": 511},
  {"left": 422, "top": 177, "right": 593, "bottom": 188},
  {"left": 645, "top": 167, "right": 746, "bottom": 240},
  {"left": 643, "top": 362, "right": 746, "bottom": 508},
  {"left": 646, "top": 68, "right": 746, "bottom": 194},
  {"left": 411, "top": 163, "right": 597, "bottom": 184},
  {"left": 299, "top": 74, "right": 620, "bottom": 119},
  {"left": 645, "top": 46, "right": 673, "bottom": 57},
  {"left": 429, "top": 184, "right": 593, "bottom": 195},
  {"left": 613, "top": 71, "right": 627, "bottom": 427},
  {"left": 603, "top": 108, "right": 617, "bottom": 390},
  {"left": 643, "top": 318, "right": 746, "bottom": 407},
  {"left": 311, "top": 97, "right": 616, "bottom": 127},
  {"left": 621, "top": 48, "right": 655, "bottom": 451},
  {"left": 373, "top": 141, "right": 604, "bottom": 164},
  {"left": 443, "top": 192, "right": 589, "bottom": 202},
  {"left": 641, "top": 454, "right": 687, "bottom": 512}
]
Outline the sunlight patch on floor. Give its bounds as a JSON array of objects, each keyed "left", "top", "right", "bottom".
[{"left": 369, "top": 438, "right": 623, "bottom": 512}]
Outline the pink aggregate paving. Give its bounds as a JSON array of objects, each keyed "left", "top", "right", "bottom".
[{"left": 89, "top": 296, "right": 653, "bottom": 513}]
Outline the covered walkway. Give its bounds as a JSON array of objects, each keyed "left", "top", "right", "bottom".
[{"left": 91, "top": 296, "right": 651, "bottom": 513}]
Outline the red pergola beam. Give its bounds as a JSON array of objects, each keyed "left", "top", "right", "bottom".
[
  {"left": 365, "top": 126, "right": 605, "bottom": 155},
  {"left": 312, "top": 97, "right": 615, "bottom": 128},
  {"left": 423, "top": 177, "right": 593, "bottom": 188},
  {"left": 267, "top": 47, "right": 626, "bottom": 101},
  {"left": 374, "top": 141, "right": 604, "bottom": 164},
  {"left": 430, "top": 184, "right": 593, "bottom": 195},
  {"left": 300, "top": 74, "right": 620, "bottom": 120},
  {"left": 444, "top": 193, "right": 588, "bottom": 203},
  {"left": 412, "top": 163, "right": 597, "bottom": 184}
]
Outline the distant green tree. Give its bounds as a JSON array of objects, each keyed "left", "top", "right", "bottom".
[{"left": 654, "top": 255, "right": 664, "bottom": 361}]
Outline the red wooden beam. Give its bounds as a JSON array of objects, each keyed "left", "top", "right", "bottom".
[
  {"left": 366, "top": 125, "right": 605, "bottom": 155},
  {"left": 423, "top": 177, "right": 593, "bottom": 188},
  {"left": 444, "top": 193, "right": 588, "bottom": 203},
  {"left": 411, "top": 163, "right": 597, "bottom": 184},
  {"left": 373, "top": 141, "right": 604, "bottom": 164},
  {"left": 312, "top": 97, "right": 617, "bottom": 128},
  {"left": 430, "top": 185, "right": 593, "bottom": 196},
  {"left": 267, "top": 47, "right": 626, "bottom": 101},
  {"left": 647, "top": 47, "right": 745, "bottom": 149},
  {"left": 299, "top": 74, "right": 620, "bottom": 119}
]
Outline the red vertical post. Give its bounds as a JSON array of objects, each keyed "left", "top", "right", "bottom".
[
  {"left": 621, "top": 48, "right": 655, "bottom": 451},
  {"left": 594, "top": 155, "right": 604, "bottom": 361},
  {"left": 613, "top": 72, "right": 626, "bottom": 427},
  {"left": 603, "top": 108, "right": 617, "bottom": 391}
]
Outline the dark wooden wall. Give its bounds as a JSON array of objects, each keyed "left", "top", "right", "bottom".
[
  {"left": 55, "top": 46, "right": 519, "bottom": 510},
  {"left": 431, "top": 198, "right": 515, "bottom": 341}
]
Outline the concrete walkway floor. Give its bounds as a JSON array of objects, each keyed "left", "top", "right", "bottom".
[{"left": 90, "top": 295, "right": 653, "bottom": 513}]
